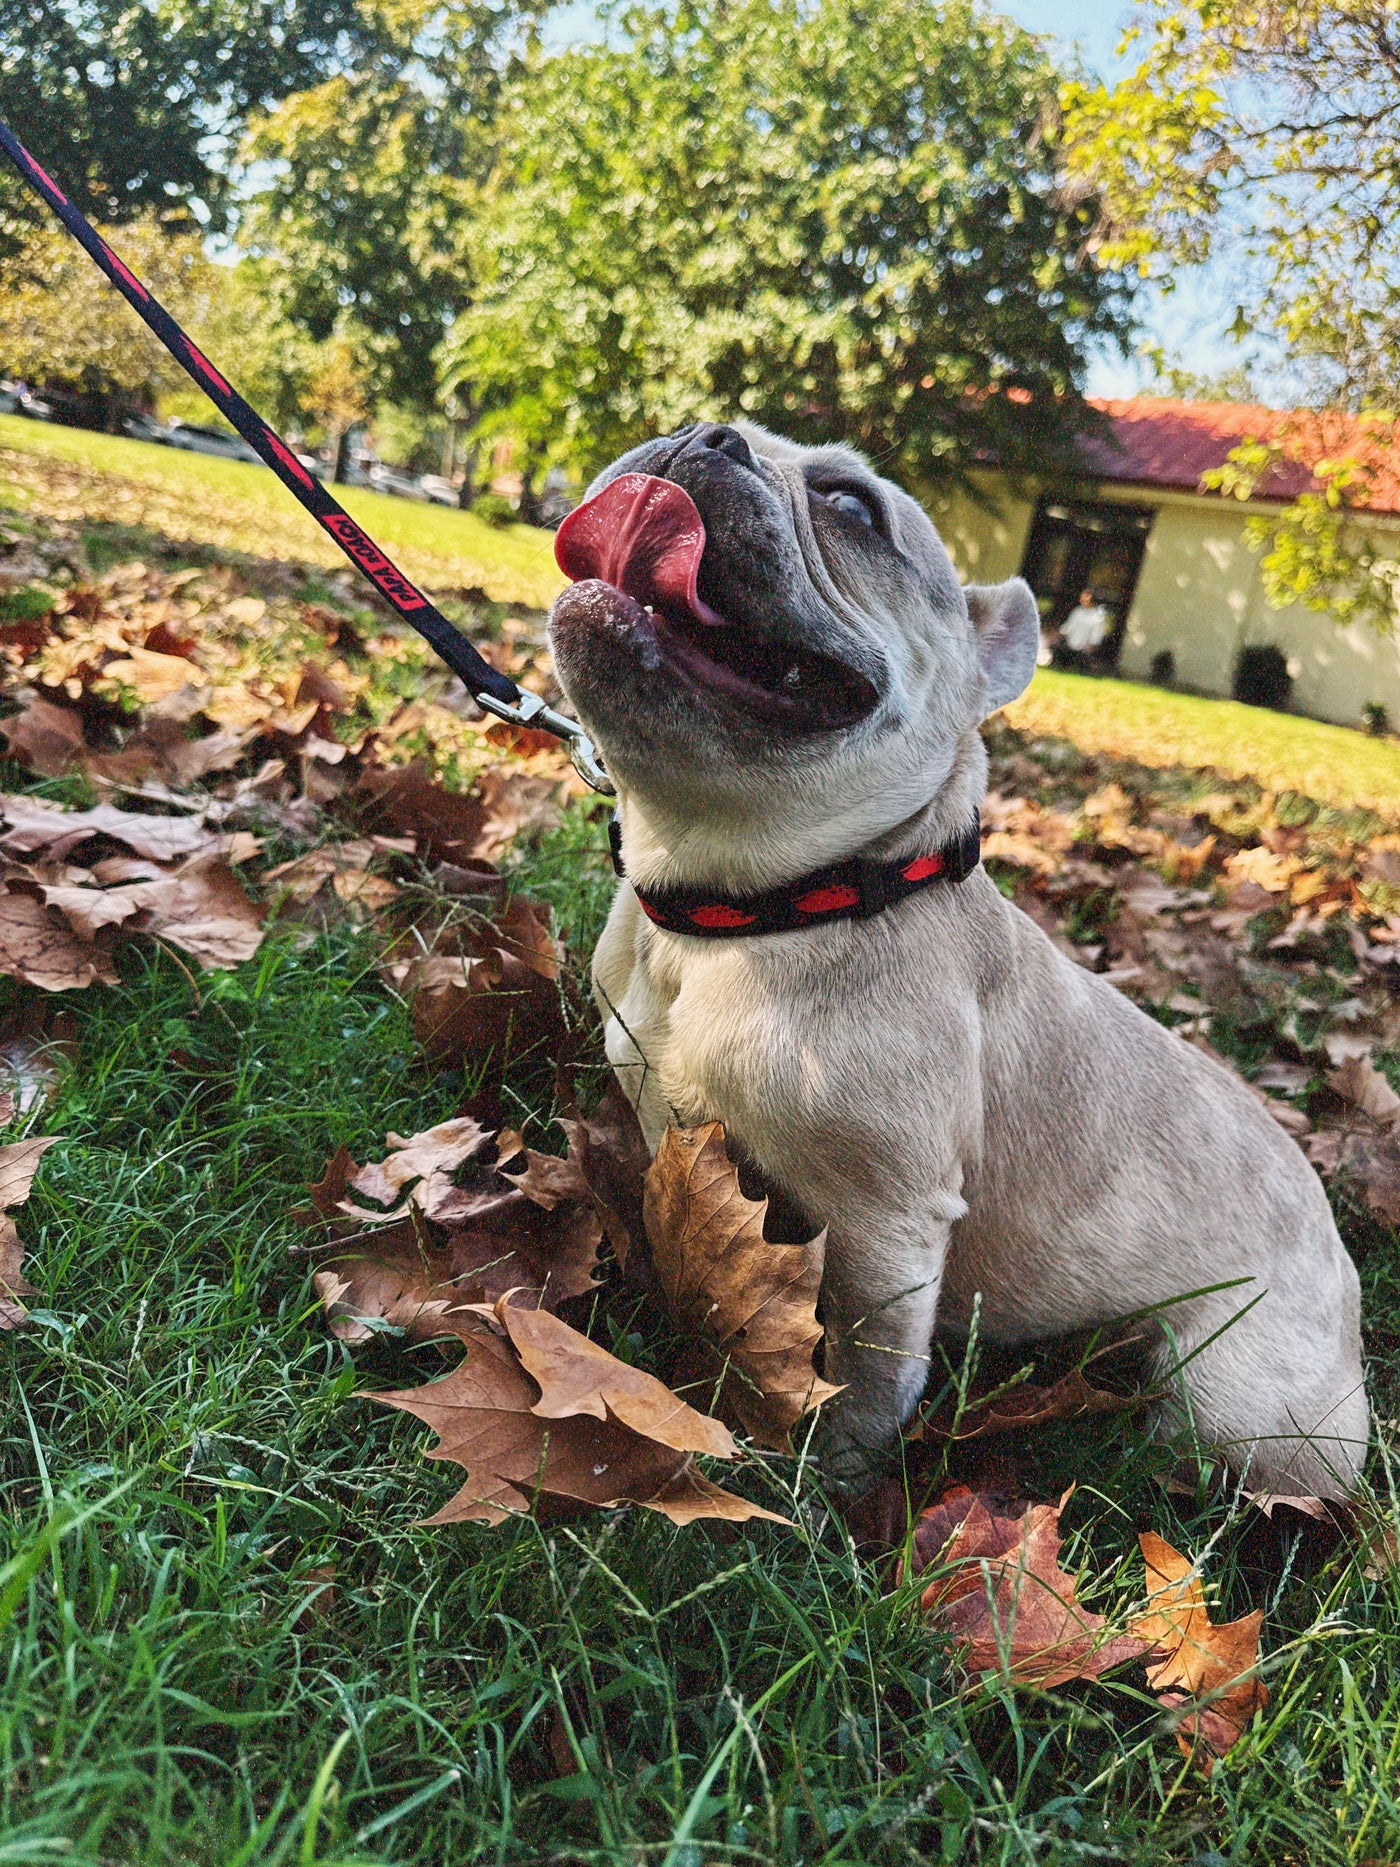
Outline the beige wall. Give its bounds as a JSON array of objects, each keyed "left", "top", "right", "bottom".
[
  {"left": 1119, "top": 492, "right": 1400, "bottom": 728},
  {"left": 926, "top": 473, "right": 1034, "bottom": 585},
  {"left": 925, "top": 473, "right": 1400, "bottom": 730}
]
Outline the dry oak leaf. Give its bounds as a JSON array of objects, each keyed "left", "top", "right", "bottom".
[
  {"left": 1327, "top": 1054, "right": 1400, "bottom": 1130},
  {"left": 642, "top": 1123, "right": 841, "bottom": 1450},
  {"left": 0, "top": 888, "right": 117, "bottom": 990},
  {"left": 0, "top": 1133, "right": 61, "bottom": 1331},
  {"left": 915, "top": 1487, "right": 1152, "bottom": 1689},
  {"left": 1130, "top": 1531, "right": 1267, "bottom": 1770},
  {"left": 366, "top": 1295, "right": 786, "bottom": 1528},
  {"left": 0, "top": 694, "right": 89, "bottom": 777}
]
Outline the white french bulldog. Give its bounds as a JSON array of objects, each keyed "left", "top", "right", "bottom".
[{"left": 547, "top": 420, "right": 1368, "bottom": 1499}]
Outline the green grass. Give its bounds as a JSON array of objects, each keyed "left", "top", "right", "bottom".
[
  {"left": 0, "top": 415, "right": 565, "bottom": 611},
  {"left": 1006, "top": 669, "right": 1400, "bottom": 821},
  {"left": 2, "top": 801, "right": 1398, "bottom": 1866},
  {"left": 2, "top": 461, "right": 1399, "bottom": 1863}
]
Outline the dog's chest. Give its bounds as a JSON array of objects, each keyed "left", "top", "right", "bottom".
[{"left": 602, "top": 930, "right": 837, "bottom": 1161}]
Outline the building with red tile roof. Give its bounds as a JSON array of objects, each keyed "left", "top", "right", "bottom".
[{"left": 926, "top": 396, "right": 1400, "bottom": 731}]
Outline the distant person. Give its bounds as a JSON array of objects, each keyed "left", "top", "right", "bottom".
[{"left": 1061, "top": 588, "right": 1109, "bottom": 654}]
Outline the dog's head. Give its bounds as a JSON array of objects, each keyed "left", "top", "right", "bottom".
[{"left": 549, "top": 421, "right": 1039, "bottom": 885}]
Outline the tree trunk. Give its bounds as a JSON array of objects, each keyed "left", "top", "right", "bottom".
[
  {"left": 455, "top": 440, "right": 481, "bottom": 510},
  {"left": 332, "top": 424, "right": 354, "bottom": 485}
]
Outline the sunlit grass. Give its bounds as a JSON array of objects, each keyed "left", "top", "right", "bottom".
[
  {"left": 1006, "top": 668, "right": 1400, "bottom": 820},
  {"left": 0, "top": 414, "right": 566, "bottom": 611}
]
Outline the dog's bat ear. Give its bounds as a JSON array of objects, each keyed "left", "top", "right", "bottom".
[{"left": 965, "top": 577, "right": 1040, "bottom": 714}]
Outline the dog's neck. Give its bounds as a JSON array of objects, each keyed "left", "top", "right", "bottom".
[{"left": 614, "top": 729, "right": 987, "bottom": 896}]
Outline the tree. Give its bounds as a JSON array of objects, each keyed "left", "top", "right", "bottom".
[
  {"left": 0, "top": 1, "right": 383, "bottom": 234},
  {"left": 238, "top": 0, "right": 547, "bottom": 413},
  {"left": 441, "top": 0, "right": 1136, "bottom": 492},
  {"left": 1061, "top": 1, "right": 1400, "bottom": 633},
  {"left": 0, "top": 213, "right": 317, "bottom": 431}
]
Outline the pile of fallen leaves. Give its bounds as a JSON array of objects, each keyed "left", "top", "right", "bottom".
[
  {"left": 979, "top": 736, "right": 1400, "bottom": 1230},
  {"left": 0, "top": 522, "right": 587, "bottom": 999}
]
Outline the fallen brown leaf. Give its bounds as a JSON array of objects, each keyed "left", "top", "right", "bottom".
[
  {"left": 0, "top": 693, "right": 89, "bottom": 776},
  {"left": 0, "top": 1132, "right": 61, "bottom": 1330},
  {"left": 389, "top": 892, "right": 567, "bottom": 1066},
  {"left": 1328, "top": 1054, "right": 1400, "bottom": 1130},
  {"left": 1131, "top": 1531, "right": 1268, "bottom": 1769},
  {"left": 0, "top": 887, "right": 116, "bottom": 990},
  {"left": 366, "top": 1295, "right": 785, "bottom": 1527},
  {"left": 0, "top": 793, "right": 231, "bottom": 865},
  {"left": 914, "top": 1487, "right": 1152, "bottom": 1688},
  {"left": 947, "top": 1367, "right": 1145, "bottom": 1440},
  {"left": 643, "top": 1123, "right": 841, "bottom": 1449},
  {"left": 560, "top": 1081, "right": 651, "bottom": 1273}
]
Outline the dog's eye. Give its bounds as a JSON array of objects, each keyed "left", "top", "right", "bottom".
[{"left": 823, "top": 488, "right": 875, "bottom": 528}]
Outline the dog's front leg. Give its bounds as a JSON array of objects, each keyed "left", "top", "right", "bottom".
[{"left": 815, "top": 1216, "right": 955, "bottom": 1490}]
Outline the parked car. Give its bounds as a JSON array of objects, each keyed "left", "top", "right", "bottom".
[
  {"left": 122, "top": 413, "right": 174, "bottom": 445},
  {"left": 367, "top": 462, "right": 429, "bottom": 501},
  {"left": 165, "top": 419, "right": 260, "bottom": 463},
  {"left": 418, "top": 473, "right": 460, "bottom": 507},
  {"left": 0, "top": 383, "right": 54, "bottom": 421}
]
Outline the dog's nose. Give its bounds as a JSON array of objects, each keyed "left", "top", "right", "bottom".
[{"left": 680, "top": 423, "right": 757, "bottom": 472}]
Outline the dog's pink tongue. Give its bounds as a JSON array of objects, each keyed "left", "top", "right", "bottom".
[{"left": 555, "top": 473, "right": 721, "bottom": 624}]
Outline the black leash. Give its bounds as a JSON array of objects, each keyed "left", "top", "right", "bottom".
[{"left": 0, "top": 120, "right": 612, "bottom": 794}]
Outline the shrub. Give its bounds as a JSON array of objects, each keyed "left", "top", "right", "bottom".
[
  {"left": 472, "top": 492, "right": 516, "bottom": 529},
  {"left": 1233, "top": 643, "right": 1292, "bottom": 711}
]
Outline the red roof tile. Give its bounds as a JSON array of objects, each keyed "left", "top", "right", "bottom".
[{"left": 1080, "top": 396, "right": 1400, "bottom": 516}]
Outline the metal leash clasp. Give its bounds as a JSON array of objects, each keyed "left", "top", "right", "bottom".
[{"left": 476, "top": 688, "right": 615, "bottom": 795}]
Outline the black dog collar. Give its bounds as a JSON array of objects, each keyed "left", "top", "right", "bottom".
[{"left": 609, "top": 810, "right": 981, "bottom": 938}]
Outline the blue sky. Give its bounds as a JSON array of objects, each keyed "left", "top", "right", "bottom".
[{"left": 996, "top": 1, "right": 1245, "bottom": 399}]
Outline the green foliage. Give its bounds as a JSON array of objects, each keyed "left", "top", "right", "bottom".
[
  {"left": 1060, "top": 1, "right": 1400, "bottom": 632},
  {"left": 0, "top": 216, "right": 319, "bottom": 431},
  {"left": 443, "top": 0, "right": 1136, "bottom": 488},
  {"left": 239, "top": 0, "right": 549, "bottom": 411},
  {"left": 0, "top": 1, "right": 386, "bottom": 233}
]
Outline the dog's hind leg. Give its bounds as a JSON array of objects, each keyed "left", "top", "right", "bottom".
[{"left": 1148, "top": 1264, "right": 1368, "bottom": 1500}]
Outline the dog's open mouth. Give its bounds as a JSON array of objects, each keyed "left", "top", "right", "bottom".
[{"left": 554, "top": 473, "right": 878, "bottom": 729}]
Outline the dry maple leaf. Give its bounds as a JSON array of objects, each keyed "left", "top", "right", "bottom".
[
  {"left": 0, "top": 888, "right": 116, "bottom": 990},
  {"left": 559, "top": 1081, "right": 652, "bottom": 1273},
  {"left": 1130, "top": 1531, "right": 1268, "bottom": 1770},
  {"left": 642, "top": 1123, "right": 841, "bottom": 1450},
  {"left": 366, "top": 1295, "right": 785, "bottom": 1528},
  {"left": 914, "top": 1486, "right": 1152, "bottom": 1689},
  {"left": 304, "top": 1117, "right": 602, "bottom": 1332},
  {"left": 0, "top": 794, "right": 239, "bottom": 866},
  {"left": 39, "top": 853, "right": 266, "bottom": 969},
  {"left": 0, "top": 1132, "right": 61, "bottom": 1330}
]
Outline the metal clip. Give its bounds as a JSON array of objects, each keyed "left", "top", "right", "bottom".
[{"left": 476, "top": 688, "right": 615, "bottom": 796}]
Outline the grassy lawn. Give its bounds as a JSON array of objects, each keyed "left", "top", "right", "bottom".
[
  {"left": 2, "top": 447, "right": 1399, "bottom": 1864},
  {"left": 8, "top": 841, "right": 1397, "bottom": 1867},
  {"left": 6, "top": 415, "right": 1399, "bottom": 820},
  {"left": 0, "top": 415, "right": 565, "bottom": 611},
  {"left": 1006, "top": 668, "right": 1400, "bottom": 821}
]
